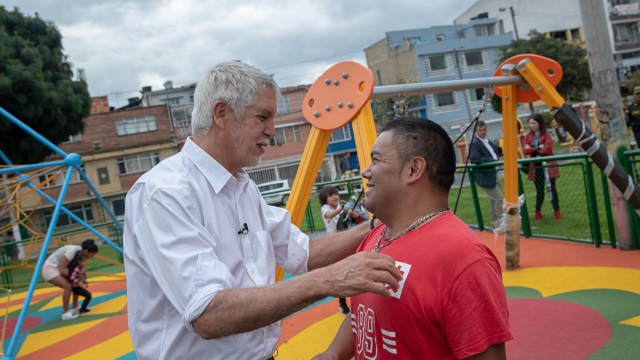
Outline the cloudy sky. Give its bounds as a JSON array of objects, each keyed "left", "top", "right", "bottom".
[{"left": 1, "top": 0, "right": 478, "bottom": 107}]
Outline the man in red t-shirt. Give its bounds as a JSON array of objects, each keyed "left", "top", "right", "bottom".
[{"left": 314, "top": 117, "right": 512, "bottom": 360}]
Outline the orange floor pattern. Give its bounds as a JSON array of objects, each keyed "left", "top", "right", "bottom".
[{"left": 0, "top": 232, "right": 637, "bottom": 359}]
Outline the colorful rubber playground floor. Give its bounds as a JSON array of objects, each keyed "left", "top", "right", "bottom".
[{"left": 1, "top": 231, "right": 638, "bottom": 359}]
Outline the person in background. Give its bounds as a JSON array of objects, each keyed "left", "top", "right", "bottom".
[
  {"left": 314, "top": 117, "right": 512, "bottom": 360},
  {"left": 41, "top": 239, "right": 98, "bottom": 320},
  {"left": 623, "top": 86, "right": 640, "bottom": 148},
  {"left": 124, "top": 61, "right": 400, "bottom": 360},
  {"left": 337, "top": 195, "right": 370, "bottom": 231},
  {"left": 469, "top": 121, "right": 505, "bottom": 230},
  {"left": 523, "top": 113, "right": 561, "bottom": 221},
  {"left": 67, "top": 252, "right": 92, "bottom": 314},
  {"left": 1, "top": 230, "right": 19, "bottom": 262},
  {"left": 340, "top": 153, "right": 354, "bottom": 179}
]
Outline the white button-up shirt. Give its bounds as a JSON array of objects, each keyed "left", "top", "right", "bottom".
[
  {"left": 124, "top": 138, "right": 310, "bottom": 359},
  {"left": 480, "top": 137, "right": 498, "bottom": 160}
]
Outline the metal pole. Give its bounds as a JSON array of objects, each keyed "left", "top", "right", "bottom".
[
  {"left": 371, "top": 75, "right": 524, "bottom": 98},
  {"left": 510, "top": 6, "right": 520, "bottom": 40}
]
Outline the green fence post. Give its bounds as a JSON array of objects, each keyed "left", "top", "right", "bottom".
[
  {"left": 583, "top": 161, "right": 602, "bottom": 247},
  {"left": 304, "top": 202, "right": 316, "bottom": 233},
  {"left": 467, "top": 168, "right": 484, "bottom": 231},
  {"left": 600, "top": 172, "right": 617, "bottom": 248},
  {"left": 518, "top": 169, "right": 532, "bottom": 238},
  {"left": 347, "top": 180, "right": 354, "bottom": 198},
  {"left": 0, "top": 250, "right": 9, "bottom": 288},
  {"left": 111, "top": 224, "right": 124, "bottom": 263}
]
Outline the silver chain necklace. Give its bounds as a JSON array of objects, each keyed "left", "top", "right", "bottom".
[{"left": 371, "top": 208, "right": 449, "bottom": 253}]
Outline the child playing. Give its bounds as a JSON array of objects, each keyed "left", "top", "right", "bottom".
[
  {"left": 318, "top": 185, "right": 350, "bottom": 315},
  {"left": 68, "top": 252, "right": 92, "bottom": 314},
  {"left": 318, "top": 186, "right": 342, "bottom": 233}
]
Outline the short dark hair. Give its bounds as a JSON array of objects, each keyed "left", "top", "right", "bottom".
[
  {"left": 81, "top": 239, "right": 98, "bottom": 254},
  {"left": 528, "top": 113, "right": 547, "bottom": 133},
  {"left": 380, "top": 117, "right": 456, "bottom": 194},
  {"left": 318, "top": 186, "right": 339, "bottom": 206},
  {"left": 477, "top": 120, "right": 487, "bottom": 127}
]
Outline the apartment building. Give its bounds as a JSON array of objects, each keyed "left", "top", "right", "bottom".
[
  {"left": 456, "top": 0, "right": 640, "bottom": 85},
  {"left": 610, "top": 1, "right": 640, "bottom": 77},
  {"left": 19, "top": 97, "right": 177, "bottom": 238},
  {"left": 365, "top": 18, "right": 513, "bottom": 134}
]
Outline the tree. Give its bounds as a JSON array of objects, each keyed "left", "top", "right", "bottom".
[
  {"left": 624, "top": 70, "right": 640, "bottom": 95},
  {"left": 371, "top": 96, "right": 424, "bottom": 124},
  {"left": 492, "top": 30, "right": 591, "bottom": 113},
  {"left": 0, "top": 6, "right": 91, "bottom": 164}
]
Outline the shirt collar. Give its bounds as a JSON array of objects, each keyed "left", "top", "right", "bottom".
[{"left": 182, "top": 138, "right": 251, "bottom": 194}]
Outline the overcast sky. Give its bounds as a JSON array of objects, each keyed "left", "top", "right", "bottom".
[{"left": 1, "top": 0, "right": 478, "bottom": 107}]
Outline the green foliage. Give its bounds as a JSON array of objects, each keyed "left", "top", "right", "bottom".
[
  {"left": 371, "top": 95, "right": 424, "bottom": 124},
  {"left": 0, "top": 6, "right": 91, "bottom": 164},
  {"left": 624, "top": 70, "right": 640, "bottom": 94},
  {"left": 492, "top": 30, "right": 592, "bottom": 113}
]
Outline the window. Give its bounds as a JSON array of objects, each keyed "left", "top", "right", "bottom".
[
  {"left": 330, "top": 126, "right": 352, "bottom": 143},
  {"left": 116, "top": 116, "right": 157, "bottom": 136},
  {"left": 97, "top": 167, "right": 110, "bottom": 185},
  {"left": 112, "top": 198, "right": 126, "bottom": 218},
  {"left": 171, "top": 106, "right": 192, "bottom": 127},
  {"left": 271, "top": 125, "right": 302, "bottom": 146},
  {"left": 429, "top": 54, "right": 446, "bottom": 71},
  {"left": 424, "top": 54, "right": 451, "bottom": 77},
  {"left": 117, "top": 152, "right": 160, "bottom": 175},
  {"left": 39, "top": 166, "right": 85, "bottom": 188},
  {"left": 162, "top": 97, "right": 181, "bottom": 105},
  {"left": 177, "top": 127, "right": 192, "bottom": 137},
  {"left": 62, "top": 133, "right": 81, "bottom": 143},
  {"left": 44, "top": 203, "right": 93, "bottom": 228},
  {"left": 247, "top": 168, "right": 277, "bottom": 184},
  {"left": 468, "top": 88, "right": 486, "bottom": 107},
  {"left": 429, "top": 92, "right": 459, "bottom": 113},
  {"left": 277, "top": 95, "right": 290, "bottom": 116},
  {"left": 462, "top": 50, "right": 489, "bottom": 71},
  {"left": 474, "top": 25, "right": 490, "bottom": 37}
]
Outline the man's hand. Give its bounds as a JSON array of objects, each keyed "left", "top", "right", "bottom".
[{"left": 319, "top": 252, "right": 403, "bottom": 298}]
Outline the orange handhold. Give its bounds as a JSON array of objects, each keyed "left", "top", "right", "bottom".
[
  {"left": 493, "top": 54, "right": 563, "bottom": 103},
  {"left": 302, "top": 61, "right": 375, "bottom": 130}
]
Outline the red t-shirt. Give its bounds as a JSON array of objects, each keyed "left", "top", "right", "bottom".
[{"left": 351, "top": 211, "right": 512, "bottom": 359}]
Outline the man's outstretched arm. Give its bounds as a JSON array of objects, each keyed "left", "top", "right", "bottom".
[{"left": 192, "top": 251, "right": 402, "bottom": 339}]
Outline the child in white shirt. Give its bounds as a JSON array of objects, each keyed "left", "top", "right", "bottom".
[{"left": 319, "top": 186, "right": 341, "bottom": 233}]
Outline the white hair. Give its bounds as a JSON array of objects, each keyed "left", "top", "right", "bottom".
[{"left": 191, "top": 62, "right": 280, "bottom": 136}]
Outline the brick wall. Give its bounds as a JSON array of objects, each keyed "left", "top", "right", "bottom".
[
  {"left": 60, "top": 104, "right": 174, "bottom": 156},
  {"left": 90, "top": 96, "right": 111, "bottom": 114}
]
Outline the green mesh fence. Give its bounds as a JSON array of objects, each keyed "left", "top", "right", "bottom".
[{"left": 457, "top": 153, "right": 616, "bottom": 246}]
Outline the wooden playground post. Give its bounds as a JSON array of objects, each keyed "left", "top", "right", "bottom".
[{"left": 500, "top": 64, "right": 521, "bottom": 269}]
